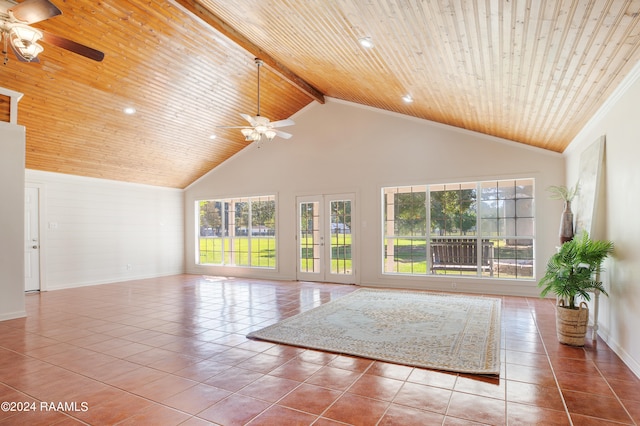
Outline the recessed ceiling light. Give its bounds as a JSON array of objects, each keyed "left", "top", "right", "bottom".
[
  {"left": 358, "top": 37, "right": 374, "bottom": 49},
  {"left": 123, "top": 107, "right": 136, "bottom": 115},
  {"left": 209, "top": 134, "right": 217, "bottom": 140},
  {"left": 402, "top": 94, "right": 414, "bottom": 103}
]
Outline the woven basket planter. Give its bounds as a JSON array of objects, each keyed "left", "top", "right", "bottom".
[{"left": 556, "top": 301, "right": 589, "bottom": 346}]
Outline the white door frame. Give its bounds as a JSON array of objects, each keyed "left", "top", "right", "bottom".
[
  {"left": 25, "top": 182, "right": 45, "bottom": 292},
  {"left": 296, "top": 193, "right": 356, "bottom": 284}
]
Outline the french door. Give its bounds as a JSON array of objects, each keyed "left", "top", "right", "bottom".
[{"left": 297, "top": 194, "right": 355, "bottom": 284}]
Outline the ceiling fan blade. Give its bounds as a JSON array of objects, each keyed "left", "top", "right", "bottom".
[
  {"left": 41, "top": 30, "right": 104, "bottom": 61},
  {"left": 269, "top": 118, "right": 295, "bottom": 128},
  {"left": 8, "top": 0, "right": 61, "bottom": 24},
  {"left": 274, "top": 129, "right": 292, "bottom": 139},
  {"left": 240, "top": 113, "right": 258, "bottom": 126}
]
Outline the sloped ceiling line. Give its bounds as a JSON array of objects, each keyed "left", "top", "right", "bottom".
[
  {"left": 171, "top": 0, "right": 325, "bottom": 104},
  {"left": 4, "top": 0, "right": 640, "bottom": 189}
]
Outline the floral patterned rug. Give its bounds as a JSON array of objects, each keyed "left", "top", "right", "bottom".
[{"left": 248, "top": 288, "right": 501, "bottom": 375}]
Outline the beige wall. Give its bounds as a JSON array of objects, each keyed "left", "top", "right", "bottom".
[
  {"left": 185, "top": 99, "right": 565, "bottom": 297},
  {"left": 564, "top": 64, "right": 640, "bottom": 377},
  {"left": 25, "top": 170, "right": 186, "bottom": 290},
  {"left": 0, "top": 122, "right": 26, "bottom": 320}
]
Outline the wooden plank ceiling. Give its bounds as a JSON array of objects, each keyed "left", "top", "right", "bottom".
[{"left": 1, "top": 0, "right": 640, "bottom": 188}]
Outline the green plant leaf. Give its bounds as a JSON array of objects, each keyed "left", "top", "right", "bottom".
[
  {"left": 538, "top": 231, "right": 613, "bottom": 308},
  {"left": 546, "top": 183, "right": 579, "bottom": 202}
]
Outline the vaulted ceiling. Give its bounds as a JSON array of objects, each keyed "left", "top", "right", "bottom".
[{"left": 1, "top": 0, "right": 639, "bottom": 188}]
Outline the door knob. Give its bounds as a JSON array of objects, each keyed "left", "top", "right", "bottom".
[{"left": 32, "top": 245, "right": 38, "bottom": 249}]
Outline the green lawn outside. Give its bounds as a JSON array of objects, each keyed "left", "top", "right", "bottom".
[
  {"left": 200, "top": 235, "right": 530, "bottom": 278},
  {"left": 200, "top": 235, "right": 353, "bottom": 273},
  {"left": 199, "top": 237, "right": 276, "bottom": 267},
  {"left": 385, "top": 237, "right": 533, "bottom": 278},
  {"left": 300, "top": 235, "right": 353, "bottom": 273}
]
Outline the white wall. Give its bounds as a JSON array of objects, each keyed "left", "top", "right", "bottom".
[
  {"left": 185, "top": 99, "right": 564, "bottom": 297},
  {"left": 25, "top": 170, "right": 185, "bottom": 290},
  {"left": 0, "top": 122, "right": 26, "bottom": 320},
  {"left": 564, "top": 66, "right": 640, "bottom": 377}
]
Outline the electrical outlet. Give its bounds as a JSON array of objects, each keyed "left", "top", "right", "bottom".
[
  {"left": 126, "top": 264, "right": 132, "bottom": 270},
  {"left": 451, "top": 282, "right": 457, "bottom": 289}
]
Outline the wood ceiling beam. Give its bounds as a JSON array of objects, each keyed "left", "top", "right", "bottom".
[{"left": 172, "top": 0, "right": 326, "bottom": 104}]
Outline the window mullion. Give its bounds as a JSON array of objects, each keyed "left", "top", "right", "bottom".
[
  {"left": 247, "top": 201, "right": 252, "bottom": 267},
  {"left": 221, "top": 201, "right": 227, "bottom": 265},
  {"left": 426, "top": 185, "right": 431, "bottom": 275},
  {"left": 476, "top": 182, "right": 482, "bottom": 276}
]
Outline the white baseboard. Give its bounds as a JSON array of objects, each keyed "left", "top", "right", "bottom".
[
  {"left": 0, "top": 310, "right": 27, "bottom": 322},
  {"left": 44, "top": 271, "right": 184, "bottom": 291},
  {"left": 597, "top": 327, "right": 640, "bottom": 379}
]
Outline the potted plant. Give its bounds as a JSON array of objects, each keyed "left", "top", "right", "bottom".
[
  {"left": 538, "top": 231, "right": 613, "bottom": 346},
  {"left": 547, "top": 183, "right": 579, "bottom": 244}
]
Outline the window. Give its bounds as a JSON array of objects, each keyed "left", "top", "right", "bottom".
[
  {"left": 197, "top": 195, "right": 276, "bottom": 268},
  {"left": 383, "top": 179, "right": 534, "bottom": 279}
]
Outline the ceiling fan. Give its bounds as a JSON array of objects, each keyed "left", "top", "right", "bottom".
[
  {"left": 0, "top": 0, "right": 104, "bottom": 64},
  {"left": 219, "top": 58, "right": 295, "bottom": 144}
]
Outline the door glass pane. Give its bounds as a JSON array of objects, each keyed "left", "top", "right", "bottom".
[
  {"left": 300, "top": 201, "right": 320, "bottom": 273},
  {"left": 330, "top": 200, "right": 352, "bottom": 275}
]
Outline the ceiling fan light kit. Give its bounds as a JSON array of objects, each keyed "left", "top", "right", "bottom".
[
  {"left": 0, "top": 0, "right": 104, "bottom": 64},
  {"left": 218, "top": 58, "right": 295, "bottom": 146},
  {"left": 8, "top": 23, "right": 43, "bottom": 60}
]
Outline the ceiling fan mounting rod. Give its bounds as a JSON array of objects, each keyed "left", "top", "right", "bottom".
[
  {"left": 217, "top": 57, "right": 293, "bottom": 143},
  {"left": 2, "top": 31, "right": 8, "bottom": 65},
  {"left": 255, "top": 58, "right": 263, "bottom": 116}
]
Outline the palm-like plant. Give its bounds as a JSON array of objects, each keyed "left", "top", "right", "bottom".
[
  {"left": 546, "top": 184, "right": 579, "bottom": 202},
  {"left": 538, "top": 231, "right": 613, "bottom": 309}
]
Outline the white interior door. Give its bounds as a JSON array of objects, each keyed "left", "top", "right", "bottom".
[
  {"left": 297, "top": 193, "right": 355, "bottom": 284},
  {"left": 25, "top": 186, "right": 41, "bottom": 292}
]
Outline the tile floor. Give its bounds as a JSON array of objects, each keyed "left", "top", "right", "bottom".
[{"left": 0, "top": 274, "right": 638, "bottom": 425}]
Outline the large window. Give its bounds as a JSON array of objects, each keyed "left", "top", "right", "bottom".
[
  {"left": 197, "top": 195, "right": 276, "bottom": 268},
  {"left": 383, "top": 179, "right": 534, "bottom": 279}
]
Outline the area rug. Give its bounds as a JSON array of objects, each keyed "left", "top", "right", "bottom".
[{"left": 247, "top": 288, "right": 501, "bottom": 375}]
